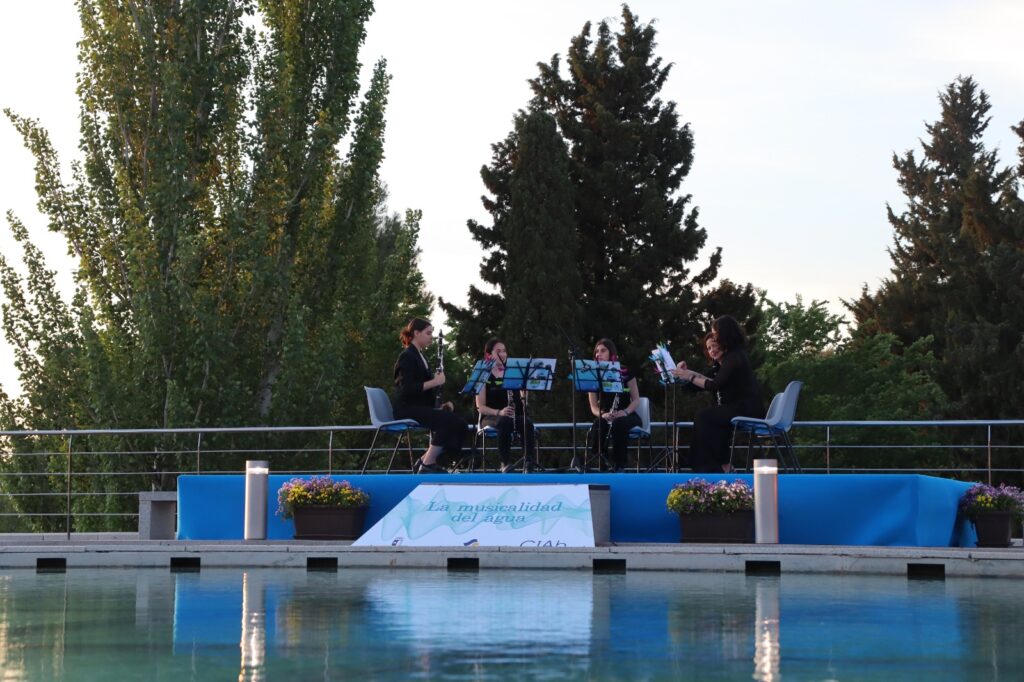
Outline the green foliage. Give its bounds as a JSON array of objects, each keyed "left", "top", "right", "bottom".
[
  {"left": 756, "top": 291, "right": 950, "bottom": 471},
  {"left": 0, "top": 0, "right": 432, "bottom": 530},
  {"left": 851, "top": 76, "right": 1024, "bottom": 420},
  {"left": 759, "top": 294, "right": 845, "bottom": 367},
  {"left": 528, "top": 5, "right": 721, "bottom": 367},
  {"left": 445, "top": 5, "right": 762, "bottom": 427}
]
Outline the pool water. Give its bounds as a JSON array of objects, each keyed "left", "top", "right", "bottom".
[{"left": 0, "top": 568, "right": 1021, "bottom": 680}]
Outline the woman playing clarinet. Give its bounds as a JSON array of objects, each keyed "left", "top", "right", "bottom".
[
  {"left": 476, "top": 338, "right": 539, "bottom": 473},
  {"left": 584, "top": 338, "right": 641, "bottom": 473},
  {"left": 393, "top": 318, "right": 468, "bottom": 473},
  {"left": 672, "top": 315, "right": 763, "bottom": 473}
]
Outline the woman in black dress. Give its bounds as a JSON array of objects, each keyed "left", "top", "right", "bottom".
[
  {"left": 475, "top": 338, "right": 538, "bottom": 473},
  {"left": 672, "top": 315, "right": 763, "bottom": 473},
  {"left": 392, "top": 318, "right": 468, "bottom": 473},
  {"left": 584, "top": 338, "right": 642, "bottom": 472}
]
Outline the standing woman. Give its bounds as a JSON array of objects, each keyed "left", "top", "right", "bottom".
[
  {"left": 584, "top": 338, "right": 641, "bottom": 472},
  {"left": 672, "top": 315, "right": 763, "bottom": 473},
  {"left": 476, "top": 338, "right": 538, "bottom": 473},
  {"left": 393, "top": 318, "right": 468, "bottom": 473}
]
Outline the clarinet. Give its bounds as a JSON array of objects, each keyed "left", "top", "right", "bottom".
[
  {"left": 605, "top": 393, "right": 621, "bottom": 423},
  {"left": 434, "top": 329, "right": 445, "bottom": 408}
]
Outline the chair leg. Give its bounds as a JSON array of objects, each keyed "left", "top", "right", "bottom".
[
  {"left": 362, "top": 427, "right": 383, "bottom": 474},
  {"left": 729, "top": 427, "right": 739, "bottom": 470},
  {"left": 386, "top": 433, "right": 404, "bottom": 474},
  {"left": 782, "top": 431, "right": 800, "bottom": 472},
  {"left": 405, "top": 430, "right": 416, "bottom": 472}
]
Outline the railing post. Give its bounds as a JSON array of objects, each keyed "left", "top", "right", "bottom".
[
  {"left": 825, "top": 426, "right": 831, "bottom": 474},
  {"left": 327, "top": 431, "right": 334, "bottom": 475},
  {"left": 66, "top": 434, "right": 73, "bottom": 540},
  {"left": 196, "top": 433, "right": 202, "bottom": 474},
  {"left": 987, "top": 424, "right": 992, "bottom": 485}
]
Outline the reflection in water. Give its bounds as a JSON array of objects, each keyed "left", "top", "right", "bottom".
[
  {"left": 1, "top": 569, "right": 1024, "bottom": 679},
  {"left": 239, "top": 572, "right": 265, "bottom": 682},
  {"left": 753, "top": 579, "right": 780, "bottom": 682}
]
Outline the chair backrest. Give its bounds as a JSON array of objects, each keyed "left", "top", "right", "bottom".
[
  {"left": 776, "top": 381, "right": 804, "bottom": 432},
  {"left": 762, "top": 392, "right": 784, "bottom": 427},
  {"left": 636, "top": 397, "right": 651, "bottom": 434},
  {"left": 364, "top": 387, "right": 396, "bottom": 426}
]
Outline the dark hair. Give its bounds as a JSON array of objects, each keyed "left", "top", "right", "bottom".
[
  {"left": 712, "top": 315, "right": 746, "bottom": 352},
  {"left": 400, "top": 318, "right": 431, "bottom": 347},
  {"left": 483, "top": 337, "right": 504, "bottom": 359},
  {"left": 594, "top": 337, "right": 619, "bottom": 361}
]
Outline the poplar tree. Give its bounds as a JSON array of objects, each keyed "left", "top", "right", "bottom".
[
  {"left": 0, "top": 0, "right": 432, "bottom": 529},
  {"left": 851, "top": 77, "right": 1024, "bottom": 419}
]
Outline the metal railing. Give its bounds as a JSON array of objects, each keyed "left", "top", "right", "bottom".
[{"left": 2, "top": 420, "right": 1023, "bottom": 536}]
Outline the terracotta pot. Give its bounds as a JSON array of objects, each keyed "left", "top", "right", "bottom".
[
  {"left": 678, "top": 510, "right": 755, "bottom": 543},
  {"left": 971, "top": 511, "right": 1016, "bottom": 548},
  {"left": 292, "top": 506, "right": 368, "bottom": 540}
]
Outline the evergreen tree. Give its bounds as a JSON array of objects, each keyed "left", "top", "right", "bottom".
[
  {"left": 529, "top": 5, "right": 719, "bottom": 369},
  {"left": 851, "top": 76, "right": 1024, "bottom": 419},
  {"left": 0, "top": 0, "right": 432, "bottom": 529},
  {"left": 442, "top": 110, "right": 580, "bottom": 361}
]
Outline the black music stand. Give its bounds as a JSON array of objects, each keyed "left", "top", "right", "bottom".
[
  {"left": 504, "top": 358, "right": 556, "bottom": 472},
  {"left": 572, "top": 359, "right": 622, "bottom": 472},
  {"left": 648, "top": 344, "right": 687, "bottom": 472},
  {"left": 452, "top": 359, "right": 495, "bottom": 471},
  {"left": 460, "top": 359, "right": 496, "bottom": 396}
]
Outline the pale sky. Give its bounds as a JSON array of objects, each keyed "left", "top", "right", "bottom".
[{"left": 2, "top": 0, "right": 1023, "bottom": 398}]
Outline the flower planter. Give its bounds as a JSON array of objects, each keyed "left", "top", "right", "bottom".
[
  {"left": 678, "top": 510, "right": 755, "bottom": 543},
  {"left": 292, "top": 506, "right": 368, "bottom": 540},
  {"left": 971, "top": 511, "right": 1016, "bottom": 548}
]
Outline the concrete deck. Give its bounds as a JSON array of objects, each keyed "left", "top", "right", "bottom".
[{"left": 2, "top": 534, "right": 1022, "bottom": 577}]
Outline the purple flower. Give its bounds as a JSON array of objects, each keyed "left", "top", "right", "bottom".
[
  {"left": 959, "top": 483, "right": 1024, "bottom": 517},
  {"left": 666, "top": 479, "right": 753, "bottom": 515}
]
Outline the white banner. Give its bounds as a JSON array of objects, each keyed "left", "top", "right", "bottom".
[{"left": 352, "top": 484, "right": 596, "bottom": 548}]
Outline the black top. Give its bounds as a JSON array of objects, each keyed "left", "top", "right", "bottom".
[
  {"left": 592, "top": 365, "right": 635, "bottom": 412},
  {"left": 393, "top": 345, "right": 435, "bottom": 410},
  {"left": 703, "top": 349, "right": 761, "bottom": 414},
  {"left": 483, "top": 374, "right": 524, "bottom": 412}
]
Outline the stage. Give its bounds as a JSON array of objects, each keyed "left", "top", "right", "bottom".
[{"left": 177, "top": 473, "right": 977, "bottom": 547}]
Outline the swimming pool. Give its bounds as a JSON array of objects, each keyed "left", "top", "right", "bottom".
[{"left": 0, "top": 568, "right": 1020, "bottom": 680}]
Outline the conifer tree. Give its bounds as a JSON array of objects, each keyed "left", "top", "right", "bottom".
[
  {"left": 851, "top": 77, "right": 1024, "bottom": 418},
  {"left": 528, "top": 5, "right": 719, "bottom": 368},
  {"left": 442, "top": 110, "right": 580, "bottom": 363}
]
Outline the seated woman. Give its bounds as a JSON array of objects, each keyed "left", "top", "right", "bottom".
[
  {"left": 582, "top": 338, "right": 641, "bottom": 473},
  {"left": 475, "top": 338, "right": 538, "bottom": 473},
  {"left": 672, "top": 315, "right": 763, "bottom": 473},
  {"left": 392, "top": 318, "right": 468, "bottom": 473}
]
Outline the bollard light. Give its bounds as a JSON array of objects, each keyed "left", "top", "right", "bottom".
[
  {"left": 244, "top": 460, "right": 269, "bottom": 541},
  {"left": 754, "top": 459, "right": 779, "bottom": 544}
]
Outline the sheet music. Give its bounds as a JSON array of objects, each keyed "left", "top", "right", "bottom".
[
  {"left": 504, "top": 358, "right": 557, "bottom": 391},
  {"left": 572, "top": 359, "right": 622, "bottom": 393},
  {"left": 650, "top": 343, "right": 686, "bottom": 385}
]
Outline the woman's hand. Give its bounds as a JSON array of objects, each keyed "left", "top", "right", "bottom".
[
  {"left": 441, "top": 401, "right": 454, "bottom": 411},
  {"left": 500, "top": 405, "right": 515, "bottom": 417},
  {"left": 427, "top": 371, "right": 446, "bottom": 389}
]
